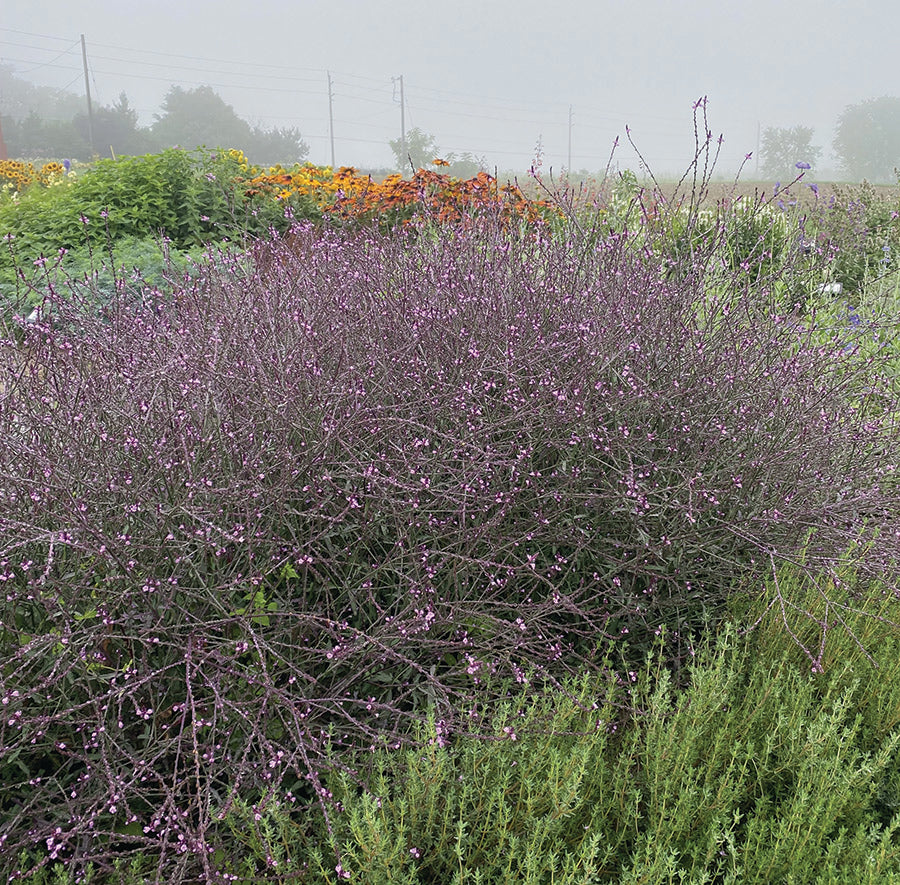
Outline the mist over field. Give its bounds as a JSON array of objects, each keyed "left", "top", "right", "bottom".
[{"left": 2, "top": 0, "right": 899, "bottom": 179}]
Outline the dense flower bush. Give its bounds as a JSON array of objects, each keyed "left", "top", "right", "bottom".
[
  {"left": 243, "top": 161, "right": 558, "bottom": 227},
  {"left": 2, "top": 202, "right": 899, "bottom": 879}
]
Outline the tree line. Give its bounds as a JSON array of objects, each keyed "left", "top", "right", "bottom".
[
  {"left": 760, "top": 96, "right": 900, "bottom": 183},
  {"left": 3, "top": 63, "right": 900, "bottom": 181},
  {"left": 0, "top": 65, "right": 308, "bottom": 167}
]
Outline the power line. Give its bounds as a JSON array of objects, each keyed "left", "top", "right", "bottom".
[
  {"left": 0, "top": 27, "right": 76, "bottom": 43},
  {"left": 0, "top": 55, "right": 81, "bottom": 74},
  {"left": 0, "top": 30, "right": 709, "bottom": 170},
  {"left": 0, "top": 26, "right": 393, "bottom": 89},
  {"left": 86, "top": 52, "right": 324, "bottom": 85},
  {"left": 330, "top": 78, "right": 393, "bottom": 96},
  {"left": 86, "top": 67, "right": 326, "bottom": 97},
  {"left": 404, "top": 80, "right": 566, "bottom": 112},
  {"left": 1, "top": 32, "right": 689, "bottom": 136},
  {"left": 405, "top": 100, "right": 561, "bottom": 128},
  {"left": 0, "top": 38, "right": 80, "bottom": 56}
]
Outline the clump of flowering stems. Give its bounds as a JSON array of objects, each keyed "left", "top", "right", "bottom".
[
  {"left": 242, "top": 162, "right": 557, "bottom": 228},
  {"left": 1, "top": 195, "right": 899, "bottom": 880},
  {"left": 0, "top": 160, "right": 68, "bottom": 193}
]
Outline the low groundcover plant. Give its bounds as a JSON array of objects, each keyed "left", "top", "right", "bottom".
[{"left": 1, "top": 200, "right": 899, "bottom": 880}]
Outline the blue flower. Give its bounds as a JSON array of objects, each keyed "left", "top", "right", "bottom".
[
  {"left": 808, "top": 183, "right": 819, "bottom": 196},
  {"left": 795, "top": 161, "right": 811, "bottom": 170}
]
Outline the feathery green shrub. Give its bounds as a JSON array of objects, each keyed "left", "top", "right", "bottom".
[{"left": 203, "top": 565, "right": 900, "bottom": 884}]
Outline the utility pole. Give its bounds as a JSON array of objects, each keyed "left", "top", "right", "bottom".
[
  {"left": 399, "top": 75, "right": 406, "bottom": 172},
  {"left": 80, "top": 34, "right": 95, "bottom": 155},
  {"left": 327, "top": 71, "right": 336, "bottom": 168},
  {"left": 568, "top": 105, "right": 573, "bottom": 174},
  {"left": 391, "top": 75, "right": 407, "bottom": 172}
]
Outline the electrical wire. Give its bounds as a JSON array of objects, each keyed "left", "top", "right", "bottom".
[{"left": 0, "top": 27, "right": 705, "bottom": 168}]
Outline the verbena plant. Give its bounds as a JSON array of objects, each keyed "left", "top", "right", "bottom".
[
  {"left": 2, "top": 101, "right": 900, "bottom": 878},
  {"left": 21, "top": 565, "right": 900, "bottom": 883},
  {"left": 2, "top": 185, "right": 900, "bottom": 879}
]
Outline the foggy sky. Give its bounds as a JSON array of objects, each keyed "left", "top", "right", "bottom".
[{"left": 2, "top": 0, "right": 897, "bottom": 177}]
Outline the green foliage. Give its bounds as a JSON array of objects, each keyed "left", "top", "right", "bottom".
[
  {"left": 0, "top": 235, "right": 205, "bottom": 320},
  {"left": 64, "top": 149, "right": 227, "bottom": 245},
  {"left": 605, "top": 169, "right": 643, "bottom": 230},
  {"left": 813, "top": 180, "right": 900, "bottom": 299},
  {"left": 0, "top": 148, "right": 295, "bottom": 291},
  {"left": 719, "top": 200, "right": 791, "bottom": 270},
  {"left": 663, "top": 197, "right": 793, "bottom": 285}
]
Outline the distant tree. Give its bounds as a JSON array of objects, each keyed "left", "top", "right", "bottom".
[
  {"left": 389, "top": 127, "right": 439, "bottom": 173},
  {"left": 0, "top": 64, "right": 90, "bottom": 158},
  {"left": 0, "top": 63, "right": 83, "bottom": 124},
  {"left": 151, "top": 85, "right": 309, "bottom": 164},
  {"left": 759, "top": 125, "right": 822, "bottom": 180},
  {"left": 245, "top": 124, "right": 309, "bottom": 166},
  {"left": 74, "top": 92, "right": 155, "bottom": 157},
  {"left": 151, "top": 85, "right": 253, "bottom": 151},
  {"left": 444, "top": 151, "right": 487, "bottom": 179},
  {"left": 833, "top": 96, "right": 900, "bottom": 183}
]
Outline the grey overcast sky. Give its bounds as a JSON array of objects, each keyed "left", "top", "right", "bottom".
[{"left": 1, "top": 0, "right": 896, "bottom": 176}]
